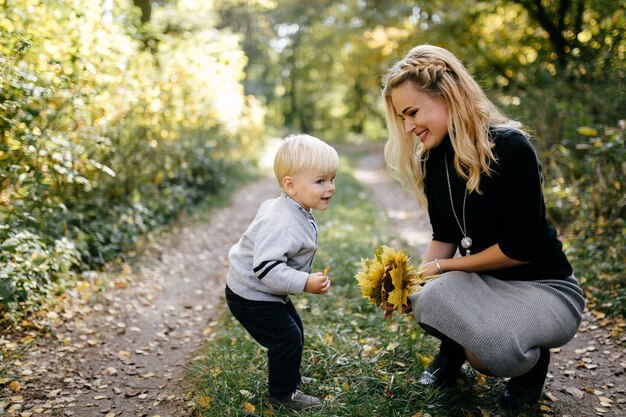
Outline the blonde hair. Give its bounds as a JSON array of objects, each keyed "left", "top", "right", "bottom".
[
  {"left": 273, "top": 134, "right": 339, "bottom": 189},
  {"left": 382, "top": 44, "right": 527, "bottom": 207}
]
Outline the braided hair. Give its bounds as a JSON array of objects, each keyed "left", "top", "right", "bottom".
[{"left": 382, "top": 45, "right": 527, "bottom": 207}]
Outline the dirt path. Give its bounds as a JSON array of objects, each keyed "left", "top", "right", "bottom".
[
  {"left": 1, "top": 176, "right": 278, "bottom": 417},
  {"left": 2, "top": 146, "right": 624, "bottom": 417}
]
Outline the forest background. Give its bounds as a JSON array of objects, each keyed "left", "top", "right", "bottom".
[{"left": 0, "top": 0, "right": 624, "bottom": 326}]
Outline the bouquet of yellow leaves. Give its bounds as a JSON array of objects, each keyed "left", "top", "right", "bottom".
[{"left": 355, "top": 245, "right": 439, "bottom": 312}]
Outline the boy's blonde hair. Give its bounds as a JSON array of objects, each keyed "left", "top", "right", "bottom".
[
  {"left": 381, "top": 44, "right": 527, "bottom": 207},
  {"left": 273, "top": 134, "right": 339, "bottom": 188}
]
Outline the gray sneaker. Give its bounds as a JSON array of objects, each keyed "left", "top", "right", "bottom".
[{"left": 269, "top": 390, "right": 321, "bottom": 410}]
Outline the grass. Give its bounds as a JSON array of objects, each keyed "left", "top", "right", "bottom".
[{"left": 187, "top": 156, "right": 544, "bottom": 417}]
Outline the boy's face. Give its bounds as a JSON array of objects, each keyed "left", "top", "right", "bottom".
[{"left": 284, "top": 169, "right": 336, "bottom": 211}]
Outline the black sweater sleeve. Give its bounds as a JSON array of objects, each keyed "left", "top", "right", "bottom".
[{"left": 494, "top": 132, "right": 546, "bottom": 261}]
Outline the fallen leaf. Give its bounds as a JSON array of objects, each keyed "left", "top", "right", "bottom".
[
  {"left": 477, "top": 406, "right": 490, "bottom": 417},
  {"left": 244, "top": 401, "right": 255, "bottom": 412},
  {"left": 565, "top": 386, "right": 585, "bottom": 399},
  {"left": 198, "top": 395, "right": 211, "bottom": 407},
  {"left": 417, "top": 354, "right": 432, "bottom": 367},
  {"left": 591, "top": 311, "right": 606, "bottom": 319},
  {"left": 476, "top": 373, "right": 488, "bottom": 386},
  {"left": 102, "top": 367, "right": 117, "bottom": 376},
  {"left": 239, "top": 390, "right": 253, "bottom": 399},
  {"left": 545, "top": 391, "right": 558, "bottom": 402},
  {"left": 75, "top": 281, "right": 90, "bottom": 292}
]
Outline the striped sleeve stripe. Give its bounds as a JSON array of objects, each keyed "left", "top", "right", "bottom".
[{"left": 253, "top": 260, "right": 282, "bottom": 280}]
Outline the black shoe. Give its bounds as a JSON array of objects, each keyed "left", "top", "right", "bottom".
[
  {"left": 500, "top": 347, "right": 550, "bottom": 409},
  {"left": 418, "top": 340, "right": 466, "bottom": 388}
]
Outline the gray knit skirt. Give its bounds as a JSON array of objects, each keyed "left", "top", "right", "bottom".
[{"left": 408, "top": 272, "right": 585, "bottom": 377}]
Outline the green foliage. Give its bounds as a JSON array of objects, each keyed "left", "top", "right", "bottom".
[
  {"left": 0, "top": 0, "right": 265, "bottom": 317},
  {"left": 0, "top": 230, "right": 79, "bottom": 316},
  {"left": 214, "top": 0, "right": 419, "bottom": 142},
  {"left": 216, "top": 0, "right": 625, "bottom": 316},
  {"left": 544, "top": 124, "right": 626, "bottom": 315}
]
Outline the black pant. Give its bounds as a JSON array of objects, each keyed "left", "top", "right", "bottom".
[{"left": 225, "top": 286, "right": 304, "bottom": 397}]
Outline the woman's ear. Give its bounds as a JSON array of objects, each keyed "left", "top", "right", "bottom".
[{"left": 283, "top": 176, "right": 296, "bottom": 196}]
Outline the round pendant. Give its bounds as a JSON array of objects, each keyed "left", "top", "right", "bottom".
[{"left": 461, "top": 236, "right": 473, "bottom": 249}]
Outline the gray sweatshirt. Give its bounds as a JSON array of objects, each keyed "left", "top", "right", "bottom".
[{"left": 226, "top": 193, "right": 318, "bottom": 303}]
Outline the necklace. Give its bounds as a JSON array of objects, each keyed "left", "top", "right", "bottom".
[{"left": 444, "top": 155, "right": 473, "bottom": 255}]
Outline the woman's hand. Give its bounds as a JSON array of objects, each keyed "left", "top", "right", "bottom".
[
  {"left": 380, "top": 301, "right": 413, "bottom": 319},
  {"left": 420, "top": 260, "right": 442, "bottom": 277}
]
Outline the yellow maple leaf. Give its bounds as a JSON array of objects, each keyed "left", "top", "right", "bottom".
[
  {"left": 387, "top": 268, "right": 408, "bottom": 309},
  {"left": 355, "top": 259, "right": 385, "bottom": 304},
  {"left": 243, "top": 401, "right": 255, "bottom": 412}
]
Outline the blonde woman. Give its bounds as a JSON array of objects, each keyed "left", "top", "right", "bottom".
[{"left": 380, "top": 45, "right": 585, "bottom": 409}]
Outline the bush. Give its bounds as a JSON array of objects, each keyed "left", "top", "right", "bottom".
[
  {"left": 544, "top": 124, "right": 626, "bottom": 316},
  {"left": 0, "top": 0, "right": 265, "bottom": 318},
  {"left": 0, "top": 230, "right": 80, "bottom": 320}
]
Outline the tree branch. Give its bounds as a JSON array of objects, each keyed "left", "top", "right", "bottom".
[{"left": 515, "top": 0, "right": 571, "bottom": 68}]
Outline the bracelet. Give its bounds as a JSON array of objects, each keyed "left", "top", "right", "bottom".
[{"left": 434, "top": 259, "right": 444, "bottom": 274}]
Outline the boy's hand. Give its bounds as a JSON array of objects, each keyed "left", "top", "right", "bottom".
[{"left": 304, "top": 272, "right": 331, "bottom": 295}]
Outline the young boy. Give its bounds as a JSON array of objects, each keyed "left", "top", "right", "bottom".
[{"left": 225, "top": 133, "right": 338, "bottom": 410}]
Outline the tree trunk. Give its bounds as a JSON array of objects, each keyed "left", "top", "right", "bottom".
[{"left": 133, "top": 0, "right": 152, "bottom": 24}]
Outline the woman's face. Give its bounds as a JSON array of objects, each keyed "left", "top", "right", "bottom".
[{"left": 390, "top": 83, "right": 449, "bottom": 150}]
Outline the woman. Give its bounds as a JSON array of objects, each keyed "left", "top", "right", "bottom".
[{"left": 380, "top": 45, "right": 585, "bottom": 408}]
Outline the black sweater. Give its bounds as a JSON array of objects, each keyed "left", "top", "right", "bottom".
[{"left": 424, "top": 129, "right": 572, "bottom": 281}]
